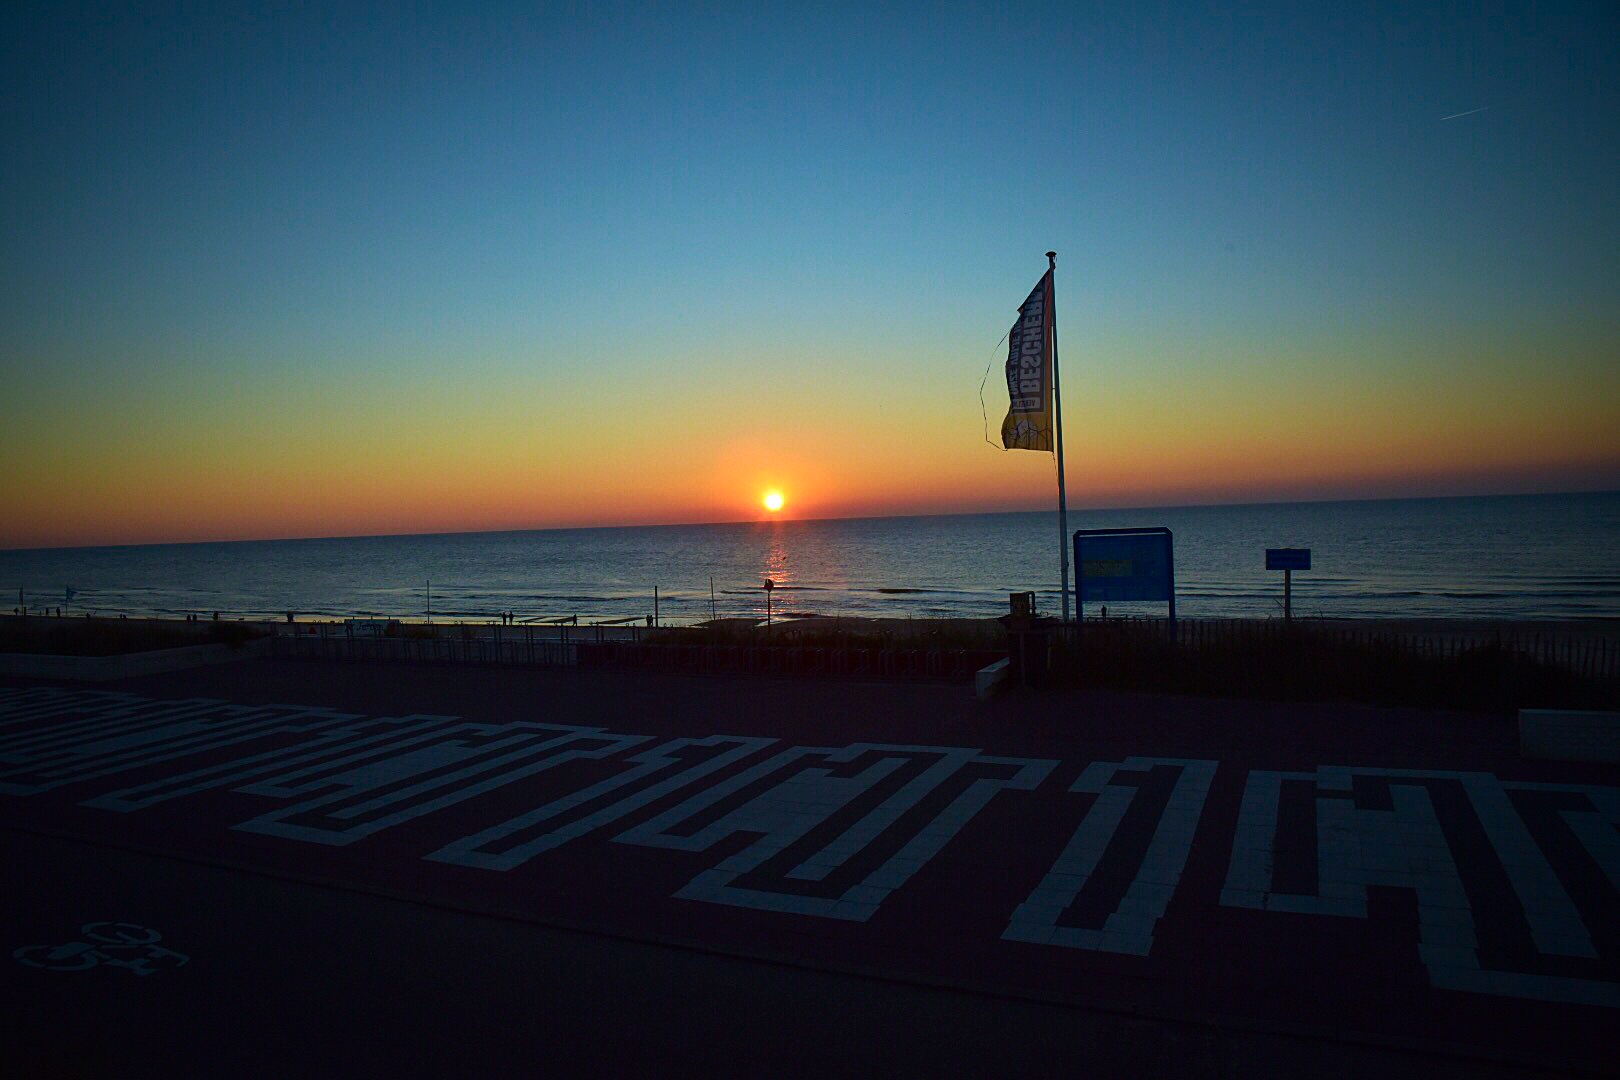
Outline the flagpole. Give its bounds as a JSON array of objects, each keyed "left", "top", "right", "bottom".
[{"left": 1048, "top": 251, "right": 1072, "bottom": 623}]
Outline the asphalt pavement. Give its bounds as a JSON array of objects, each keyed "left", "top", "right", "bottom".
[{"left": 3, "top": 660, "right": 1614, "bottom": 1076}]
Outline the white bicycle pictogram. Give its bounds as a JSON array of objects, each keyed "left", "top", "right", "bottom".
[{"left": 14, "top": 922, "right": 189, "bottom": 975}]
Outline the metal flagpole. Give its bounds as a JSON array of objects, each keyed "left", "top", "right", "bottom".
[{"left": 1048, "top": 251, "right": 1072, "bottom": 622}]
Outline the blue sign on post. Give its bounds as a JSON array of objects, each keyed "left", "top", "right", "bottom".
[
  {"left": 1265, "top": 548, "right": 1311, "bottom": 571},
  {"left": 1074, "top": 527, "right": 1176, "bottom": 635}
]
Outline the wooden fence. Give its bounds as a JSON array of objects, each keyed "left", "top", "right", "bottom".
[
  {"left": 270, "top": 615, "right": 1617, "bottom": 691},
  {"left": 273, "top": 630, "right": 999, "bottom": 683},
  {"left": 275, "top": 634, "right": 576, "bottom": 668},
  {"left": 1057, "top": 618, "right": 1620, "bottom": 683}
]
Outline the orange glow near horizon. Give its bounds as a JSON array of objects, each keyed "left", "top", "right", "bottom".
[{"left": 3, "top": 324, "right": 1619, "bottom": 550}]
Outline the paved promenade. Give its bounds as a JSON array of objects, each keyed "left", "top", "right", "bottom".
[{"left": 3, "top": 660, "right": 1615, "bottom": 1074}]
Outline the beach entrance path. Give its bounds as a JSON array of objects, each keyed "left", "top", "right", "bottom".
[{"left": 3, "top": 659, "right": 1615, "bottom": 1075}]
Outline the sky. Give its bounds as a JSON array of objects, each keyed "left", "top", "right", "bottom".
[{"left": 3, "top": 1, "right": 1618, "bottom": 550}]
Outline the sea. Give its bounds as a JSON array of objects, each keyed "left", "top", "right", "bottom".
[{"left": 3, "top": 492, "right": 1618, "bottom": 625}]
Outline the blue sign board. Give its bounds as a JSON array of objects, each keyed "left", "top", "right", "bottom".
[
  {"left": 1265, "top": 548, "right": 1312, "bottom": 571},
  {"left": 1074, "top": 529, "right": 1175, "bottom": 635},
  {"left": 1077, "top": 534, "right": 1172, "bottom": 602}
]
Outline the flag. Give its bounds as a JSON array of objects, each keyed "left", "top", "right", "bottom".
[{"left": 1000, "top": 269, "right": 1055, "bottom": 451}]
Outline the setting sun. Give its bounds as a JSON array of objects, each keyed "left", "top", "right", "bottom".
[{"left": 763, "top": 490, "right": 785, "bottom": 512}]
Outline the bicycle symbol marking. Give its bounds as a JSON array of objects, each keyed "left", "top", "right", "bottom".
[{"left": 14, "top": 922, "right": 189, "bottom": 975}]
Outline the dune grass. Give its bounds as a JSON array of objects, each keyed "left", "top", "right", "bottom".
[{"left": 644, "top": 620, "right": 1006, "bottom": 652}]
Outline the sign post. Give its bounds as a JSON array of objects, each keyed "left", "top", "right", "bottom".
[
  {"left": 763, "top": 578, "right": 774, "bottom": 626},
  {"left": 1264, "top": 549, "right": 1312, "bottom": 621}
]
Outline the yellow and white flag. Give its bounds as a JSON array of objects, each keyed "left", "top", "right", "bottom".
[{"left": 1000, "top": 269, "right": 1055, "bottom": 451}]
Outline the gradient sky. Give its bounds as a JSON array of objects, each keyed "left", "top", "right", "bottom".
[{"left": 4, "top": 1, "right": 1618, "bottom": 549}]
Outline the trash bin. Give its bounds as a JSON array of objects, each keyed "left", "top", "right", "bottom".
[{"left": 999, "top": 592, "right": 1058, "bottom": 689}]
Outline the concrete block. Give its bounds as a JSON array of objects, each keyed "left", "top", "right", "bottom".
[{"left": 975, "top": 657, "right": 1010, "bottom": 701}]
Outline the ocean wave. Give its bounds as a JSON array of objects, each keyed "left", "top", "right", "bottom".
[
  {"left": 866, "top": 586, "right": 1010, "bottom": 596},
  {"left": 717, "top": 585, "right": 825, "bottom": 594}
]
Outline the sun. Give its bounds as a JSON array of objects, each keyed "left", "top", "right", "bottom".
[{"left": 762, "top": 490, "right": 785, "bottom": 512}]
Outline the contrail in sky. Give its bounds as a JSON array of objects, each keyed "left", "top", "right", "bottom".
[{"left": 1440, "top": 106, "right": 1489, "bottom": 121}]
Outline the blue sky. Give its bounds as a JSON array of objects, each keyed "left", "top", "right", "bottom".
[{"left": 3, "top": 2, "right": 1618, "bottom": 547}]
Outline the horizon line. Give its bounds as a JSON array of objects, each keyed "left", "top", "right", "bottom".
[{"left": 4, "top": 485, "right": 1617, "bottom": 556}]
